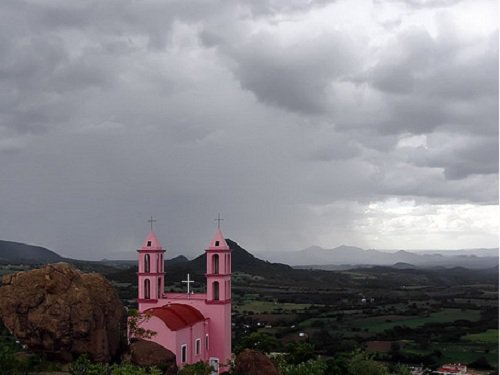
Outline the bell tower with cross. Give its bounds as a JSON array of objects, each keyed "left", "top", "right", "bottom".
[
  {"left": 206, "top": 213, "right": 231, "bottom": 303},
  {"left": 137, "top": 216, "right": 166, "bottom": 307}
]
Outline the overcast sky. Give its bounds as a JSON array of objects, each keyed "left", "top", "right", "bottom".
[{"left": 0, "top": 0, "right": 498, "bottom": 260}]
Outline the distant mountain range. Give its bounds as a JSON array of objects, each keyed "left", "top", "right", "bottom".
[
  {"left": 0, "top": 239, "right": 497, "bottom": 271},
  {"left": 255, "top": 245, "right": 499, "bottom": 269},
  {"left": 1, "top": 239, "right": 498, "bottom": 293}
]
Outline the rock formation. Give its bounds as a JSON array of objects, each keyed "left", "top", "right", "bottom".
[
  {"left": 122, "top": 339, "right": 177, "bottom": 375},
  {"left": 0, "top": 262, "right": 127, "bottom": 362},
  {"left": 235, "top": 349, "right": 281, "bottom": 375}
]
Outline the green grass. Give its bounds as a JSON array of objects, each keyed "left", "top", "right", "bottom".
[
  {"left": 235, "top": 300, "right": 312, "bottom": 313},
  {"left": 403, "top": 341, "right": 498, "bottom": 366},
  {"left": 357, "top": 309, "right": 481, "bottom": 333},
  {"left": 463, "top": 329, "right": 499, "bottom": 344}
]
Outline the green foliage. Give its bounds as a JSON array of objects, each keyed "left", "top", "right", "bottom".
[
  {"left": 275, "top": 351, "right": 403, "bottom": 375},
  {"left": 69, "top": 355, "right": 110, "bottom": 375},
  {"left": 69, "top": 355, "right": 161, "bottom": 375},
  {"left": 324, "top": 357, "right": 349, "bottom": 375},
  {"left": 285, "top": 341, "right": 315, "bottom": 365},
  {"left": 277, "top": 358, "right": 327, "bottom": 375},
  {"left": 348, "top": 352, "right": 390, "bottom": 375},
  {"left": 388, "top": 363, "right": 412, "bottom": 375},
  {"left": 238, "top": 332, "right": 279, "bottom": 354},
  {"left": 178, "top": 361, "right": 214, "bottom": 375},
  {"left": 0, "top": 346, "right": 28, "bottom": 375},
  {"left": 110, "top": 363, "right": 162, "bottom": 375}
]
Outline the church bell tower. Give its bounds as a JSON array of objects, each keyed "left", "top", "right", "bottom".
[
  {"left": 206, "top": 227, "right": 231, "bottom": 303},
  {"left": 137, "top": 218, "right": 165, "bottom": 309}
]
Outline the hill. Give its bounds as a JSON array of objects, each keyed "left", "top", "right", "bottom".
[
  {"left": 108, "top": 238, "right": 293, "bottom": 285},
  {"left": 257, "top": 245, "right": 499, "bottom": 269},
  {"left": 107, "top": 239, "right": 498, "bottom": 293},
  {"left": 0, "top": 240, "right": 63, "bottom": 264}
]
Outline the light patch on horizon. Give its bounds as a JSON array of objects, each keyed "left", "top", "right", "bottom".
[{"left": 360, "top": 200, "right": 499, "bottom": 249}]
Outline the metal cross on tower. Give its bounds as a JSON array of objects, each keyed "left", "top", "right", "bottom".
[
  {"left": 214, "top": 213, "right": 224, "bottom": 229},
  {"left": 148, "top": 216, "right": 157, "bottom": 231},
  {"left": 182, "top": 273, "right": 194, "bottom": 295}
]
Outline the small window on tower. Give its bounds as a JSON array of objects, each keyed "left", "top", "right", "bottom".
[
  {"left": 147, "top": 241, "right": 152, "bottom": 247},
  {"left": 215, "top": 241, "right": 220, "bottom": 246}
]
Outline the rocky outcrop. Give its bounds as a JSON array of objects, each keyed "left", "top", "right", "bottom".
[
  {"left": 0, "top": 262, "right": 127, "bottom": 362},
  {"left": 235, "top": 349, "right": 281, "bottom": 375},
  {"left": 122, "top": 339, "right": 177, "bottom": 375}
]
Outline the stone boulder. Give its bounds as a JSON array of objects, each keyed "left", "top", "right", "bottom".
[
  {"left": 0, "top": 262, "right": 127, "bottom": 362},
  {"left": 235, "top": 349, "right": 281, "bottom": 375},
  {"left": 122, "top": 339, "right": 177, "bottom": 375}
]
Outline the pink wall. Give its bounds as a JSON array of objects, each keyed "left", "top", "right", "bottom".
[
  {"left": 138, "top": 315, "right": 209, "bottom": 368},
  {"left": 167, "top": 296, "right": 232, "bottom": 370}
]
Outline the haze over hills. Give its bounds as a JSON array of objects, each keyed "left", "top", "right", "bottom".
[
  {"left": 256, "top": 245, "right": 499, "bottom": 269},
  {"left": 0, "top": 239, "right": 498, "bottom": 270}
]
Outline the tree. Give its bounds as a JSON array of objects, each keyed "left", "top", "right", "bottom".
[
  {"left": 127, "top": 309, "right": 157, "bottom": 341},
  {"left": 286, "top": 341, "right": 315, "bottom": 365},
  {"left": 388, "top": 363, "right": 412, "bottom": 375},
  {"left": 277, "top": 359, "right": 327, "bottom": 375},
  {"left": 348, "top": 351, "right": 390, "bottom": 375},
  {"left": 325, "top": 357, "right": 349, "bottom": 375},
  {"left": 239, "top": 332, "right": 279, "bottom": 354}
]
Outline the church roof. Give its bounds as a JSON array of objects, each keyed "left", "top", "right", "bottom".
[
  {"left": 145, "top": 303, "right": 205, "bottom": 331},
  {"left": 207, "top": 228, "right": 230, "bottom": 250},
  {"left": 141, "top": 230, "right": 163, "bottom": 250}
]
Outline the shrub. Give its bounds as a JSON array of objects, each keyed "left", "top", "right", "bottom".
[
  {"left": 69, "top": 355, "right": 162, "bottom": 375},
  {"left": 178, "top": 361, "right": 213, "bottom": 375},
  {"left": 278, "top": 358, "right": 327, "bottom": 375}
]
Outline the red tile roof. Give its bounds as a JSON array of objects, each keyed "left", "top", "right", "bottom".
[{"left": 145, "top": 303, "right": 205, "bottom": 331}]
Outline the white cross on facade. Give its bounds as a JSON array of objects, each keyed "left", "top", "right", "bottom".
[{"left": 181, "top": 273, "right": 194, "bottom": 295}]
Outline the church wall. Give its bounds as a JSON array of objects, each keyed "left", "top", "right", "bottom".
[
  {"left": 136, "top": 310, "right": 210, "bottom": 368},
  {"left": 172, "top": 297, "right": 232, "bottom": 370},
  {"left": 138, "top": 315, "right": 176, "bottom": 357}
]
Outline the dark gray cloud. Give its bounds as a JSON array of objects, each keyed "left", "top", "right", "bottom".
[
  {"left": 202, "top": 29, "right": 361, "bottom": 114},
  {"left": 0, "top": 0, "right": 497, "bottom": 257},
  {"left": 405, "top": 134, "right": 499, "bottom": 180}
]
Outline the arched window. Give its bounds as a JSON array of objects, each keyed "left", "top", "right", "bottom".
[
  {"left": 156, "top": 254, "right": 160, "bottom": 273},
  {"left": 213, "top": 281, "right": 219, "bottom": 301},
  {"left": 144, "top": 279, "right": 150, "bottom": 299},
  {"left": 145, "top": 254, "right": 150, "bottom": 273},
  {"left": 157, "top": 277, "right": 162, "bottom": 298},
  {"left": 212, "top": 254, "right": 219, "bottom": 274}
]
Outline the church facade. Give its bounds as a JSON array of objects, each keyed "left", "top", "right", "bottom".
[{"left": 135, "top": 227, "right": 232, "bottom": 373}]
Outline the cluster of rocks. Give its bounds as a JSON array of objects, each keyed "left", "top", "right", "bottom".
[{"left": 0, "top": 262, "right": 127, "bottom": 362}]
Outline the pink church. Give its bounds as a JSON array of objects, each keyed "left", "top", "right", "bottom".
[{"left": 135, "top": 226, "right": 232, "bottom": 373}]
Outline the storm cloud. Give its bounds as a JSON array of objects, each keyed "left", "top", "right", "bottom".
[{"left": 0, "top": 0, "right": 497, "bottom": 259}]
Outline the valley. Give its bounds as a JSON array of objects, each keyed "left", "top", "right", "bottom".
[{"left": 0, "top": 239, "right": 498, "bottom": 372}]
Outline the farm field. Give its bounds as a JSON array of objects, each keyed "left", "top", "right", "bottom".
[
  {"left": 234, "top": 299, "right": 312, "bottom": 314},
  {"left": 356, "top": 309, "right": 482, "bottom": 333},
  {"left": 402, "top": 340, "right": 498, "bottom": 366},
  {"left": 463, "top": 329, "right": 499, "bottom": 344}
]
